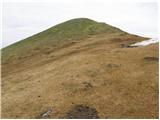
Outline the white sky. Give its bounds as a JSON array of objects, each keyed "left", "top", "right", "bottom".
[{"left": 2, "top": 0, "right": 158, "bottom": 47}]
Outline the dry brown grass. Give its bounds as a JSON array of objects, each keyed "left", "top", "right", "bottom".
[{"left": 1, "top": 33, "right": 159, "bottom": 118}]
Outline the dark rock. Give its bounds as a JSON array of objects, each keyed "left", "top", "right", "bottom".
[
  {"left": 121, "top": 44, "right": 138, "bottom": 48},
  {"left": 66, "top": 105, "right": 99, "bottom": 119},
  {"left": 83, "top": 82, "right": 92, "bottom": 88}
]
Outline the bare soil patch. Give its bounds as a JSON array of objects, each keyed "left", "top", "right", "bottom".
[{"left": 65, "top": 105, "right": 99, "bottom": 119}]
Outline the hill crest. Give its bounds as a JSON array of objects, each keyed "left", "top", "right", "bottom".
[{"left": 2, "top": 18, "right": 127, "bottom": 63}]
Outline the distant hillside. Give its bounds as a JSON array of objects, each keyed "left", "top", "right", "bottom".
[{"left": 2, "top": 18, "right": 127, "bottom": 63}]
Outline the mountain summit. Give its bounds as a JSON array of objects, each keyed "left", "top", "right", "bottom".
[
  {"left": 45, "top": 18, "right": 126, "bottom": 39},
  {"left": 2, "top": 18, "right": 127, "bottom": 63}
]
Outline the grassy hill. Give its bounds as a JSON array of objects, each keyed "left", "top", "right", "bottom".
[
  {"left": 1, "top": 18, "right": 158, "bottom": 119},
  {"left": 2, "top": 18, "right": 127, "bottom": 64}
]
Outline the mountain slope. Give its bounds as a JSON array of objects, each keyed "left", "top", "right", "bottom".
[
  {"left": 2, "top": 18, "right": 127, "bottom": 64},
  {"left": 1, "top": 18, "right": 158, "bottom": 119}
]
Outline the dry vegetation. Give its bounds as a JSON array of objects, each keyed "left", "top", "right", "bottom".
[{"left": 1, "top": 18, "right": 159, "bottom": 118}]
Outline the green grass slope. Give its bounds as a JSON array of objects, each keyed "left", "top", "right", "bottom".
[{"left": 2, "top": 18, "right": 127, "bottom": 63}]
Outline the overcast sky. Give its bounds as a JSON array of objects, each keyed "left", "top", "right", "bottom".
[{"left": 2, "top": 0, "right": 158, "bottom": 47}]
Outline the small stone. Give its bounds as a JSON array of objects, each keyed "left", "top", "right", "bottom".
[{"left": 36, "top": 108, "right": 52, "bottom": 119}]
